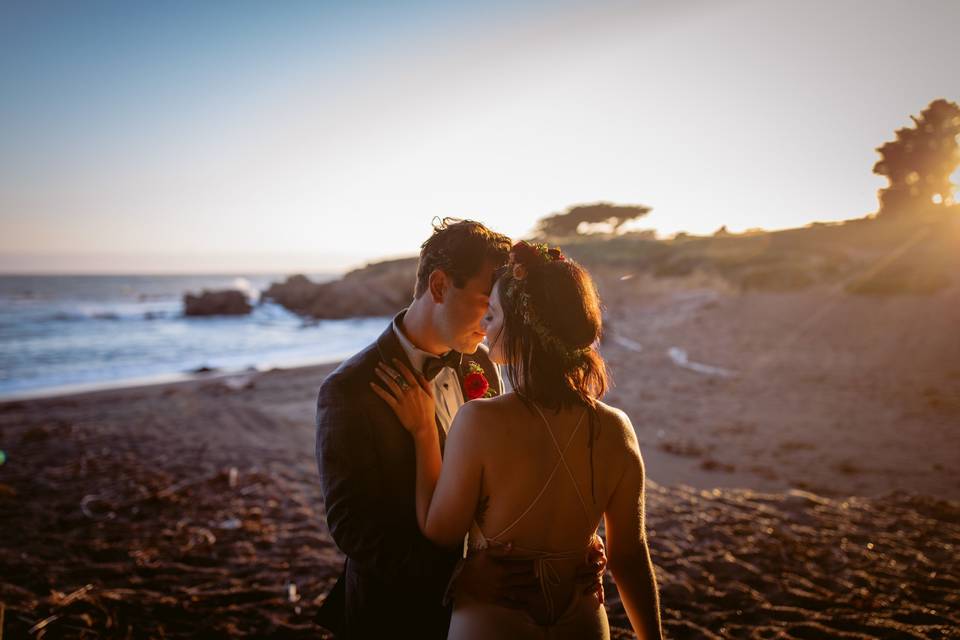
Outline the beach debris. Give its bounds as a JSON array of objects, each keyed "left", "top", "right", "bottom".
[
  {"left": 659, "top": 439, "right": 707, "bottom": 458},
  {"left": 785, "top": 489, "right": 833, "bottom": 507},
  {"left": 28, "top": 584, "right": 96, "bottom": 634},
  {"left": 157, "top": 477, "right": 198, "bottom": 499},
  {"left": 667, "top": 347, "right": 736, "bottom": 378},
  {"left": 28, "top": 612, "right": 61, "bottom": 635},
  {"left": 222, "top": 375, "right": 256, "bottom": 392},
  {"left": 191, "top": 365, "right": 219, "bottom": 374},
  {"left": 609, "top": 333, "right": 643, "bottom": 353},
  {"left": 217, "top": 517, "right": 242, "bottom": 530},
  {"left": 189, "top": 527, "right": 217, "bottom": 547},
  {"left": 55, "top": 584, "right": 96, "bottom": 607},
  {"left": 700, "top": 458, "right": 736, "bottom": 473},
  {"left": 286, "top": 582, "right": 300, "bottom": 603},
  {"left": 80, "top": 494, "right": 116, "bottom": 520}
]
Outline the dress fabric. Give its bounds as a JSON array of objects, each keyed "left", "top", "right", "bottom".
[{"left": 447, "top": 404, "right": 611, "bottom": 640}]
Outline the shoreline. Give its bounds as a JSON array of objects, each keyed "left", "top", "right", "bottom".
[
  {"left": 0, "top": 359, "right": 345, "bottom": 405},
  {"left": 3, "top": 345, "right": 955, "bottom": 502}
]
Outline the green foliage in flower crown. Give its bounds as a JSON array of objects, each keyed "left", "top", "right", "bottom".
[{"left": 504, "top": 254, "right": 591, "bottom": 366}]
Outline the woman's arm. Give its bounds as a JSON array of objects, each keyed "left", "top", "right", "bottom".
[
  {"left": 411, "top": 418, "right": 443, "bottom": 536},
  {"left": 603, "top": 415, "right": 663, "bottom": 640},
  {"left": 371, "top": 359, "right": 484, "bottom": 548},
  {"left": 419, "top": 401, "right": 484, "bottom": 547}
]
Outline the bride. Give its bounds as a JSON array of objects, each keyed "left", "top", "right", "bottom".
[{"left": 371, "top": 241, "right": 663, "bottom": 639}]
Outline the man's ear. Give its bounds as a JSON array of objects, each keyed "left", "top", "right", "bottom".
[{"left": 428, "top": 269, "right": 448, "bottom": 303}]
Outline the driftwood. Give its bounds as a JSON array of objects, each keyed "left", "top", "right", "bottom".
[{"left": 27, "top": 584, "right": 94, "bottom": 634}]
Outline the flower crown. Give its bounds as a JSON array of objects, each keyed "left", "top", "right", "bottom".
[{"left": 505, "top": 241, "right": 592, "bottom": 364}]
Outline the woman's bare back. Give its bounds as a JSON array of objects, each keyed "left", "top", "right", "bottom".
[{"left": 457, "top": 393, "right": 636, "bottom": 627}]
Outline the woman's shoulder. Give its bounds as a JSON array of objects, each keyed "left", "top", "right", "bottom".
[
  {"left": 455, "top": 392, "right": 520, "bottom": 423},
  {"left": 446, "top": 394, "right": 519, "bottom": 453},
  {"left": 451, "top": 392, "right": 531, "bottom": 435},
  {"left": 593, "top": 400, "right": 642, "bottom": 456},
  {"left": 592, "top": 399, "right": 631, "bottom": 428}
]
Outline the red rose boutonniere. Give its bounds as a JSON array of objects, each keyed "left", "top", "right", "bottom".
[{"left": 463, "top": 361, "right": 494, "bottom": 400}]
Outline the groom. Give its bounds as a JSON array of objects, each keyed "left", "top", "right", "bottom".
[{"left": 314, "top": 219, "right": 514, "bottom": 638}]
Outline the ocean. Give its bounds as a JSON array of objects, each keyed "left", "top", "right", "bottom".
[{"left": 0, "top": 274, "right": 388, "bottom": 400}]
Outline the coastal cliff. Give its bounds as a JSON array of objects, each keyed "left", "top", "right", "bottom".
[
  {"left": 262, "top": 258, "right": 417, "bottom": 319},
  {"left": 263, "top": 211, "right": 960, "bottom": 322}
]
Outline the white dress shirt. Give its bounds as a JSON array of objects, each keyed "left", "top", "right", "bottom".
[{"left": 392, "top": 318, "right": 465, "bottom": 433}]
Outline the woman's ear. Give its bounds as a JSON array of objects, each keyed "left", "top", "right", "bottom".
[{"left": 428, "top": 269, "right": 448, "bottom": 303}]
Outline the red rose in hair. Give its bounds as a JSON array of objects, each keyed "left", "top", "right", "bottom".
[
  {"left": 510, "top": 241, "right": 541, "bottom": 266},
  {"left": 463, "top": 371, "right": 489, "bottom": 400}
]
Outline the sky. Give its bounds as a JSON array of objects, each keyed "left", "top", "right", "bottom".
[{"left": 1, "top": 0, "right": 959, "bottom": 274}]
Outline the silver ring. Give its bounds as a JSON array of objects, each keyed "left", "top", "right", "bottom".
[{"left": 394, "top": 375, "right": 410, "bottom": 390}]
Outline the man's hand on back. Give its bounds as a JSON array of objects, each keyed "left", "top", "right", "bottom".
[{"left": 575, "top": 535, "right": 607, "bottom": 605}]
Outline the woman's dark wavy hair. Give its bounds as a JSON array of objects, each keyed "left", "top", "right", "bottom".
[{"left": 495, "top": 255, "right": 610, "bottom": 499}]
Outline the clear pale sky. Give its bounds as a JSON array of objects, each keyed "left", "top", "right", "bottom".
[{"left": 1, "top": 0, "right": 958, "bottom": 274}]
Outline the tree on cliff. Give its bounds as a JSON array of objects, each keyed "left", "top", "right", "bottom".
[
  {"left": 873, "top": 99, "right": 960, "bottom": 216},
  {"left": 536, "top": 202, "right": 652, "bottom": 237}
]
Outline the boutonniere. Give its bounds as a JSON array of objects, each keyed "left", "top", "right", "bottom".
[{"left": 464, "top": 361, "right": 495, "bottom": 400}]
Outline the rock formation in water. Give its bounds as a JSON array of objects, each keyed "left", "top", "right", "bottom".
[{"left": 183, "top": 290, "right": 253, "bottom": 316}]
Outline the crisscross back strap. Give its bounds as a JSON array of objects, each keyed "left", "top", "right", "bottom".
[
  {"left": 488, "top": 405, "right": 589, "bottom": 542},
  {"left": 532, "top": 403, "right": 592, "bottom": 523}
]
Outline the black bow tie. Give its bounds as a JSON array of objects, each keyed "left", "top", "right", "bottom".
[{"left": 422, "top": 350, "right": 462, "bottom": 381}]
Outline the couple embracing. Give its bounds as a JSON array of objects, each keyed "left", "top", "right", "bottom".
[{"left": 315, "top": 219, "right": 662, "bottom": 639}]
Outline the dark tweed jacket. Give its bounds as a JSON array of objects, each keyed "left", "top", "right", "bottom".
[{"left": 315, "top": 312, "right": 502, "bottom": 639}]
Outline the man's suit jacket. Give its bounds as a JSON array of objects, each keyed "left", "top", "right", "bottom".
[{"left": 315, "top": 312, "right": 502, "bottom": 639}]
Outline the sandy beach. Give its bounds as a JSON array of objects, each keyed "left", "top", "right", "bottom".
[
  {"left": 1, "top": 278, "right": 958, "bottom": 638},
  {"left": 597, "top": 273, "right": 960, "bottom": 501}
]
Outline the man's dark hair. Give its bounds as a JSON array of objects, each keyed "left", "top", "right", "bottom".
[{"left": 414, "top": 218, "right": 512, "bottom": 298}]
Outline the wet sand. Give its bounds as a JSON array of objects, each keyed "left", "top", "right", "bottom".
[{"left": 2, "top": 283, "right": 959, "bottom": 638}]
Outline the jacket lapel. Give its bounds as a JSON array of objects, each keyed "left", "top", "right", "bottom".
[
  {"left": 375, "top": 312, "right": 413, "bottom": 371},
  {"left": 378, "top": 311, "right": 447, "bottom": 454}
]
